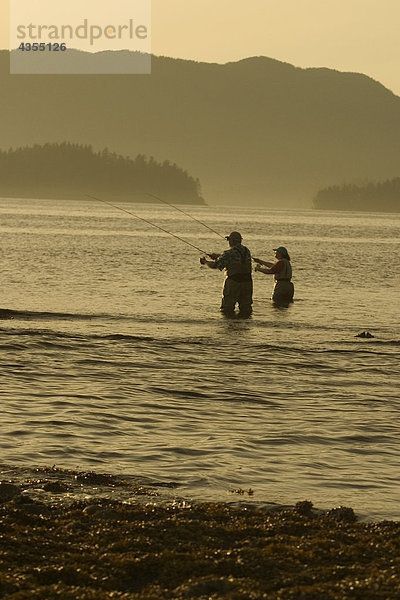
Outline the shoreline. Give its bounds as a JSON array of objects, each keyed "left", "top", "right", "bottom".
[
  {"left": 1, "top": 467, "right": 400, "bottom": 599},
  {"left": 0, "top": 193, "right": 207, "bottom": 206}
]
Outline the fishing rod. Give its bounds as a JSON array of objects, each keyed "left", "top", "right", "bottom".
[
  {"left": 86, "top": 193, "right": 209, "bottom": 255},
  {"left": 140, "top": 191, "right": 225, "bottom": 240}
]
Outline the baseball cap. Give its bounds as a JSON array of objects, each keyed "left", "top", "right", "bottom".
[
  {"left": 225, "top": 231, "right": 242, "bottom": 243},
  {"left": 273, "top": 246, "right": 289, "bottom": 258}
]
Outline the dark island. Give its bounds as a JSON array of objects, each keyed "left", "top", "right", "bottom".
[
  {"left": 0, "top": 143, "right": 205, "bottom": 205},
  {"left": 313, "top": 177, "right": 400, "bottom": 212}
]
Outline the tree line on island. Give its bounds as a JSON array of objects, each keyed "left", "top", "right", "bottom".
[
  {"left": 0, "top": 142, "right": 205, "bottom": 204},
  {"left": 314, "top": 178, "right": 400, "bottom": 212}
]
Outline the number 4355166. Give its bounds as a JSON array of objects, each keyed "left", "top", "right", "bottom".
[{"left": 18, "top": 43, "right": 67, "bottom": 51}]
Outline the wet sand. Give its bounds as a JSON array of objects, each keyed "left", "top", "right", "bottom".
[{"left": 1, "top": 468, "right": 400, "bottom": 599}]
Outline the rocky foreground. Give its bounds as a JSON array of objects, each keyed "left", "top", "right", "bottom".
[{"left": 1, "top": 472, "right": 400, "bottom": 599}]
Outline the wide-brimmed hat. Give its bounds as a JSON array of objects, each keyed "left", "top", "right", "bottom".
[
  {"left": 273, "top": 246, "right": 289, "bottom": 258},
  {"left": 225, "top": 231, "right": 242, "bottom": 243}
]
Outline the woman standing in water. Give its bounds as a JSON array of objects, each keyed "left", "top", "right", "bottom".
[{"left": 253, "top": 246, "right": 294, "bottom": 306}]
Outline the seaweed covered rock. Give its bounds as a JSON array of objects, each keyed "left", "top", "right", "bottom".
[
  {"left": 294, "top": 500, "right": 314, "bottom": 516},
  {"left": 0, "top": 482, "right": 20, "bottom": 503},
  {"left": 326, "top": 506, "right": 357, "bottom": 523}
]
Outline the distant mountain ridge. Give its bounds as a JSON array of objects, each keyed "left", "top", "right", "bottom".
[{"left": 1, "top": 50, "right": 400, "bottom": 207}]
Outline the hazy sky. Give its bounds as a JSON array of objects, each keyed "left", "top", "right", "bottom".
[
  {"left": 150, "top": 0, "right": 400, "bottom": 94},
  {"left": 2, "top": 0, "right": 400, "bottom": 94}
]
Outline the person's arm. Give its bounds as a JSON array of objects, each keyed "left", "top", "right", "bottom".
[
  {"left": 200, "top": 256, "right": 218, "bottom": 268},
  {"left": 201, "top": 249, "right": 231, "bottom": 270},
  {"left": 255, "top": 260, "right": 283, "bottom": 275},
  {"left": 253, "top": 257, "right": 274, "bottom": 267},
  {"left": 254, "top": 264, "right": 273, "bottom": 274}
]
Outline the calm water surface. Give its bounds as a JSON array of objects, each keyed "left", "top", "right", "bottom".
[{"left": 1, "top": 198, "right": 399, "bottom": 520}]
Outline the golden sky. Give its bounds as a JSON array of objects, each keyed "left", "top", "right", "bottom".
[{"left": 2, "top": 0, "right": 400, "bottom": 94}]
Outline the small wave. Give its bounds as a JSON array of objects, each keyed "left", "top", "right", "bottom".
[
  {"left": 0, "top": 308, "right": 214, "bottom": 326},
  {"left": 364, "top": 339, "right": 400, "bottom": 347},
  {"left": 0, "top": 327, "right": 81, "bottom": 339},
  {"left": 0, "top": 327, "right": 157, "bottom": 344},
  {"left": 0, "top": 327, "right": 215, "bottom": 348},
  {"left": 0, "top": 308, "right": 163, "bottom": 324},
  {"left": 253, "top": 343, "right": 298, "bottom": 351},
  {"left": 319, "top": 346, "right": 400, "bottom": 358},
  {"left": 101, "top": 333, "right": 156, "bottom": 342},
  {"left": 149, "top": 386, "right": 209, "bottom": 399},
  {"left": 0, "top": 308, "right": 107, "bottom": 321}
]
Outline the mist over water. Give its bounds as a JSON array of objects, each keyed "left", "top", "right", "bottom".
[{"left": 1, "top": 198, "right": 400, "bottom": 520}]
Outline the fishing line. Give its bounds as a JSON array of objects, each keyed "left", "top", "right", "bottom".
[
  {"left": 86, "top": 194, "right": 209, "bottom": 255},
  {"left": 140, "top": 191, "right": 225, "bottom": 240}
]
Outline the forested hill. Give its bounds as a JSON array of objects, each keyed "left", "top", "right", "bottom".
[
  {"left": 1, "top": 50, "right": 400, "bottom": 206},
  {"left": 313, "top": 178, "right": 400, "bottom": 212},
  {"left": 0, "top": 143, "right": 205, "bottom": 204}
]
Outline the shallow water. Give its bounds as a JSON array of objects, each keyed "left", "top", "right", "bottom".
[{"left": 1, "top": 198, "right": 400, "bottom": 520}]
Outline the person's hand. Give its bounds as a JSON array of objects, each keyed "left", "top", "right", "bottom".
[
  {"left": 208, "top": 253, "right": 220, "bottom": 260},
  {"left": 200, "top": 256, "right": 206, "bottom": 265},
  {"left": 254, "top": 264, "right": 261, "bottom": 272},
  {"left": 253, "top": 257, "right": 261, "bottom": 264}
]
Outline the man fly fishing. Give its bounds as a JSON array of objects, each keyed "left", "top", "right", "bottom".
[
  {"left": 87, "top": 195, "right": 253, "bottom": 317},
  {"left": 200, "top": 231, "right": 253, "bottom": 318}
]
